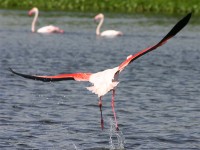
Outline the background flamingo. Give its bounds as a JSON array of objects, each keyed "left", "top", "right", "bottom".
[
  {"left": 28, "top": 7, "right": 64, "bottom": 33},
  {"left": 10, "top": 13, "right": 191, "bottom": 130},
  {"left": 94, "top": 13, "right": 123, "bottom": 37}
]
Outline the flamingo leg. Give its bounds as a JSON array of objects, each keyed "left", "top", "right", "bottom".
[
  {"left": 98, "top": 96, "right": 104, "bottom": 130},
  {"left": 112, "top": 89, "right": 119, "bottom": 130}
]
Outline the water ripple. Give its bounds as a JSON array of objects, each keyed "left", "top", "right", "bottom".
[{"left": 1, "top": 11, "right": 200, "bottom": 149}]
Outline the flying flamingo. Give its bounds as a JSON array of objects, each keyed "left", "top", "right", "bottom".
[
  {"left": 28, "top": 7, "right": 64, "bottom": 33},
  {"left": 10, "top": 13, "right": 191, "bottom": 130},
  {"left": 94, "top": 13, "right": 123, "bottom": 37}
]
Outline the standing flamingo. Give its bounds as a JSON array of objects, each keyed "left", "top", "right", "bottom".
[
  {"left": 94, "top": 13, "right": 123, "bottom": 37},
  {"left": 10, "top": 13, "right": 191, "bottom": 130},
  {"left": 29, "top": 7, "right": 64, "bottom": 33}
]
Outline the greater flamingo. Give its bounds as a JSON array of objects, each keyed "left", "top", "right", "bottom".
[
  {"left": 29, "top": 7, "right": 64, "bottom": 33},
  {"left": 10, "top": 13, "right": 191, "bottom": 130},
  {"left": 94, "top": 13, "right": 123, "bottom": 37}
]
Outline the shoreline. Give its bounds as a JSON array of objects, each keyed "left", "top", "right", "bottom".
[{"left": 0, "top": 0, "right": 199, "bottom": 15}]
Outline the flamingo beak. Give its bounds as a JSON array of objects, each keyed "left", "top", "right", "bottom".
[
  {"left": 28, "top": 11, "right": 33, "bottom": 16},
  {"left": 94, "top": 18, "right": 99, "bottom": 23}
]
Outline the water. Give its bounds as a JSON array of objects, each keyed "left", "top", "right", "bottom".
[{"left": 0, "top": 9, "right": 200, "bottom": 149}]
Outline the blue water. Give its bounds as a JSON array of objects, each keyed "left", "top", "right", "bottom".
[{"left": 0, "top": 9, "right": 200, "bottom": 149}]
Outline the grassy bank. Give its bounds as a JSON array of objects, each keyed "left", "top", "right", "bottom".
[{"left": 0, "top": 0, "right": 200, "bottom": 15}]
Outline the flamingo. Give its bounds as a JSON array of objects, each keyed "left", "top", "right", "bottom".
[
  {"left": 10, "top": 13, "right": 191, "bottom": 130},
  {"left": 28, "top": 7, "right": 64, "bottom": 33},
  {"left": 94, "top": 13, "right": 123, "bottom": 37}
]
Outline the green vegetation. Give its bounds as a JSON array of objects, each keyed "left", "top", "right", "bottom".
[{"left": 0, "top": 0, "right": 200, "bottom": 15}]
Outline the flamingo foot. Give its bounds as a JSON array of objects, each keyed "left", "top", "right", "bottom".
[{"left": 116, "top": 126, "right": 119, "bottom": 131}]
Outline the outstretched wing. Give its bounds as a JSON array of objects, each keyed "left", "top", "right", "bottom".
[
  {"left": 10, "top": 68, "right": 92, "bottom": 82},
  {"left": 118, "top": 13, "right": 192, "bottom": 72}
]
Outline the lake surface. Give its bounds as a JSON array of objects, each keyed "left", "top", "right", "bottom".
[{"left": 0, "top": 9, "right": 200, "bottom": 150}]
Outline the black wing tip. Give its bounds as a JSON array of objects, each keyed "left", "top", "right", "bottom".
[
  {"left": 9, "top": 68, "right": 75, "bottom": 82},
  {"left": 172, "top": 12, "right": 192, "bottom": 34},
  {"left": 9, "top": 68, "right": 13, "bottom": 72},
  {"left": 159, "top": 12, "right": 192, "bottom": 44},
  {"left": 187, "top": 12, "right": 192, "bottom": 17},
  {"left": 179, "top": 12, "right": 192, "bottom": 28},
  {"left": 9, "top": 68, "right": 38, "bottom": 80},
  {"left": 184, "top": 12, "right": 192, "bottom": 24},
  {"left": 9, "top": 68, "right": 19, "bottom": 75}
]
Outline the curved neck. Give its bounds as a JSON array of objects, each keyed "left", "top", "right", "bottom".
[
  {"left": 96, "top": 17, "right": 104, "bottom": 35},
  {"left": 31, "top": 10, "right": 39, "bottom": 32}
]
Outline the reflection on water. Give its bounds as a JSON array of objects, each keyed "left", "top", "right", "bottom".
[{"left": 0, "top": 9, "right": 200, "bottom": 150}]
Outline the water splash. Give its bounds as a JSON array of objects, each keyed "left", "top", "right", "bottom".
[
  {"left": 109, "top": 118, "right": 125, "bottom": 150},
  {"left": 63, "top": 143, "right": 80, "bottom": 150},
  {"left": 72, "top": 143, "right": 80, "bottom": 150}
]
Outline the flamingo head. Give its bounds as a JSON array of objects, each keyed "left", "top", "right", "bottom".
[
  {"left": 28, "top": 7, "right": 38, "bottom": 16},
  {"left": 94, "top": 13, "right": 104, "bottom": 22}
]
